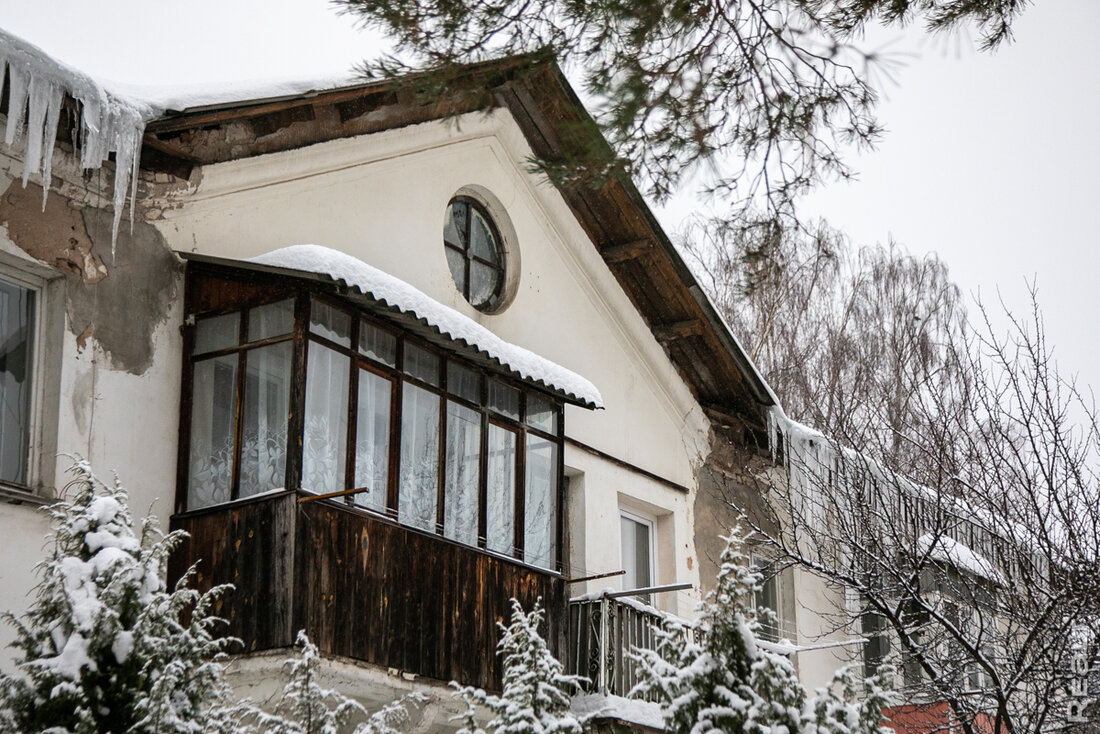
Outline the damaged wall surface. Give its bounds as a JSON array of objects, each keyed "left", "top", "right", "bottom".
[{"left": 0, "top": 180, "right": 179, "bottom": 374}]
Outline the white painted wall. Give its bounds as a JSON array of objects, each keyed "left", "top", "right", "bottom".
[{"left": 0, "top": 163, "right": 184, "bottom": 659}]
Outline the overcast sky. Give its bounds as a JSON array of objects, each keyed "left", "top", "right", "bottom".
[{"left": 3, "top": 0, "right": 1098, "bottom": 396}]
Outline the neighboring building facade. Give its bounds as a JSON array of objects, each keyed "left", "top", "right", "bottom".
[{"left": 0, "top": 28, "right": 870, "bottom": 726}]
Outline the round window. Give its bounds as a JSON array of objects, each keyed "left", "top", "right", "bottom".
[{"left": 444, "top": 197, "right": 506, "bottom": 312}]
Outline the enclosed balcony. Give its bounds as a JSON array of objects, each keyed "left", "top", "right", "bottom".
[{"left": 170, "top": 249, "right": 600, "bottom": 691}]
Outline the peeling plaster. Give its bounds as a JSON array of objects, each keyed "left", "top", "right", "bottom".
[{"left": 0, "top": 181, "right": 180, "bottom": 375}]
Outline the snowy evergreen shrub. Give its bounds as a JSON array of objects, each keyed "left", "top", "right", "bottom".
[
  {"left": 635, "top": 529, "right": 892, "bottom": 734},
  {"left": 0, "top": 460, "right": 245, "bottom": 734},
  {"left": 454, "top": 599, "right": 583, "bottom": 734},
  {"left": 255, "top": 631, "right": 423, "bottom": 734},
  {"left": 805, "top": 666, "right": 894, "bottom": 734}
]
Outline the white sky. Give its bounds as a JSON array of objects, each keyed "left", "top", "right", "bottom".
[{"left": 2, "top": 0, "right": 1097, "bottom": 395}]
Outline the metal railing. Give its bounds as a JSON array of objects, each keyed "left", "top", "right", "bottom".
[{"left": 567, "top": 591, "right": 694, "bottom": 700}]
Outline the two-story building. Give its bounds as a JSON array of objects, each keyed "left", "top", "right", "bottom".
[{"left": 0, "top": 27, "right": 855, "bottom": 727}]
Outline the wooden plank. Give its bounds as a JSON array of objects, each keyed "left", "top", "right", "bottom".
[
  {"left": 600, "top": 239, "right": 651, "bottom": 264},
  {"left": 651, "top": 320, "right": 704, "bottom": 344}
]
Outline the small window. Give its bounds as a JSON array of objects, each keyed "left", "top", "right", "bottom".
[
  {"left": 0, "top": 277, "right": 35, "bottom": 486},
  {"left": 444, "top": 197, "right": 506, "bottom": 312},
  {"left": 752, "top": 555, "right": 782, "bottom": 641},
  {"left": 620, "top": 509, "right": 655, "bottom": 604}
]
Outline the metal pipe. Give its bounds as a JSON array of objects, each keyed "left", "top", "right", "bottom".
[
  {"left": 566, "top": 569, "right": 625, "bottom": 584},
  {"left": 604, "top": 582, "right": 692, "bottom": 599}
]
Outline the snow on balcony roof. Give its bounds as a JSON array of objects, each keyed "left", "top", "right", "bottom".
[
  {"left": 916, "top": 533, "right": 1004, "bottom": 585},
  {"left": 235, "top": 244, "right": 603, "bottom": 408}
]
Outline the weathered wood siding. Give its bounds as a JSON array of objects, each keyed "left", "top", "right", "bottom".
[
  {"left": 296, "top": 500, "right": 566, "bottom": 690},
  {"left": 171, "top": 493, "right": 565, "bottom": 691},
  {"left": 169, "top": 492, "right": 297, "bottom": 653}
]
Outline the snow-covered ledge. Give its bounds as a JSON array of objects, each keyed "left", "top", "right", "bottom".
[
  {"left": 572, "top": 693, "right": 663, "bottom": 731},
  {"left": 243, "top": 244, "right": 603, "bottom": 408}
]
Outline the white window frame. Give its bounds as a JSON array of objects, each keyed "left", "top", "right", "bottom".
[
  {"left": 619, "top": 507, "right": 657, "bottom": 595},
  {"left": 0, "top": 250, "right": 59, "bottom": 501}
]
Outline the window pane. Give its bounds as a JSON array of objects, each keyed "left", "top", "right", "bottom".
[
  {"left": 524, "top": 437, "right": 557, "bottom": 569},
  {"left": 445, "top": 200, "right": 468, "bottom": 249},
  {"left": 621, "top": 515, "right": 652, "bottom": 598},
  {"left": 359, "top": 321, "right": 396, "bottom": 367},
  {"left": 188, "top": 354, "right": 237, "bottom": 509},
  {"left": 193, "top": 312, "right": 239, "bottom": 354},
  {"left": 399, "top": 383, "right": 440, "bottom": 532},
  {"left": 488, "top": 380, "right": 519, "bottom": 419},
  {"left": 247, "top": 299, "right": 293, "bottom": 342},
  {"left": 303, "top": 343, "right": 349, "bottom": 493},
  {"left": 0, "top": 280, "right": 33, "bottom": 485},
  {"left": 239, "top": 342, "right": 291, "bottom": 497},
  {"left": 445, "top": 246, "right": 466, "bottom": 296},
  {"left": 354, "top": 369, "right": 391, "bottom": 513},
  {"left": 444, "top": 401, "right": 480, "bottom": 546},
  {"left": 469, "top": 261, "right": 498, "bottom": 308},
  {"left": 309, "top": 299, "right": 351, "bottom": 347},
  {"left": 403, "top": 343, "right": 440, "bottom": 386},
  {"left": 486, "top": 425, "right": 516, "bottom": 555},
  {"left": 526, "top": 394, "right": 558, "bottom": 434},
  {"left": 469, "top": 209, "right": 498, "bottom": 260},
  {"left": 447, "top": 361, "right": 480, "bottom": 403}
]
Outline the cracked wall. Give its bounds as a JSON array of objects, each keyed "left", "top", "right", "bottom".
[{"left": 0, "top": 180, "right": 180, "bottom": 375}]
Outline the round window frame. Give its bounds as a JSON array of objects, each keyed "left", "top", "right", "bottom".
[{"left": 444, "top": 195, "right": 510, "bottom": 313}]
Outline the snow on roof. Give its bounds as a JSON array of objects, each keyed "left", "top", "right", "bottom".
[
  {"left": 109, "top": 74, "right": 361, "bottom": 115},
  {"left": 916, "top": 533, "right": 1004, "bottom": 585},
  {"left": 0, "top": 27, "right": 360, "bottom": 250},
  {"left": 247, "top": 245, "right": 603, "bottom": 407},
  {"left": 0, "top": 28, "right": 157, "bottom": 249},
  {"left": 572, "top": 693, "right": 664, "bottom": 730}
]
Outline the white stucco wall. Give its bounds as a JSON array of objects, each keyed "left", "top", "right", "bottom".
[{"left": 0, "top": 158, "right": 184, "bottom": 661}]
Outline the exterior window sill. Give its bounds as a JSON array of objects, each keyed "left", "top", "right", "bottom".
[{"left": 0, "top": 483, "right": 53, "bottom": 507}]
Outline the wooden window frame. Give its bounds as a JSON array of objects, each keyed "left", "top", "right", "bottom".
[{"left": 177, "top": 266, "right": 565, "bottom": 572}]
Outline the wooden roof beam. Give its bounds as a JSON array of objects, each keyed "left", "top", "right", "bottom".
[
  {"left": 652, "top": 319, "right": 704, "bottom": 344},
  {"left": 600, "top": 238, "right": 651, "bottom": 264}
]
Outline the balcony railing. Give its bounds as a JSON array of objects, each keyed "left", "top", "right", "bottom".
[
  {"left": 567, "top": 591, "right": 695, "bottom": 701},
  {"left": 169, "top": 491, "right": 566, "bottom": 692}
]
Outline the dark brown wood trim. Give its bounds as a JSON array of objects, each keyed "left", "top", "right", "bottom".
[
  {"left": 651, "top": 320, "right": 704, "bottom": 344},
  {"left": 600, "top": 239, "right": 651, "bottom": 264},
  {"left": 564, "top": 436, "right": 691, "bottom": 494}
]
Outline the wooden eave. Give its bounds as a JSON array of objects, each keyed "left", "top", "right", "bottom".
[{"left": 139, "top": 57, "right": 775, "bottom": 438}]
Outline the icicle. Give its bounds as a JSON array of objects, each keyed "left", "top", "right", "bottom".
[
  {"left": 40, "top": 88, "right": 62, "bottom": 209},
  {"left": 4, "top": 62, "right": 29, "bottom": 146},
  {"left": 0, "top": 30, "right": 160, "bottom": 248},
  {"left": 22, "top": 75, "right": 58, "bottom": 186}
]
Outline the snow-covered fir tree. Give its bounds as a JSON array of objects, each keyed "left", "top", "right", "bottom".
[
  {"left": 805, "top": 666, "right": 894, "bottom": 734},
  {"left": 256, "top": 631, "right": 423, "bottom": 734},
  {"left": 0, "top": 460, "right": 245, "bottom": 734},
  {"left": 455, "top": 599, "right": 583, "bottom": 734},
  {"left": 635, "top": 529, "right": 892, "bottom": 734}
]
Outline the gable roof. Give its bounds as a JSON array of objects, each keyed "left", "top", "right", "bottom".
[{"left": 139, "top": 57, "right": 777, "bottom": 440}]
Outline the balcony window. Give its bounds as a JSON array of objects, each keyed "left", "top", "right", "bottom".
[
  {"left": 180, "top": 271, "right": 566, "bottom": 571},
  {"left": 188, "top": 301, "right": 293, "bottom": 508},
  {"left": 620, "top": 509, "right": 655, "bottom": 603}
]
